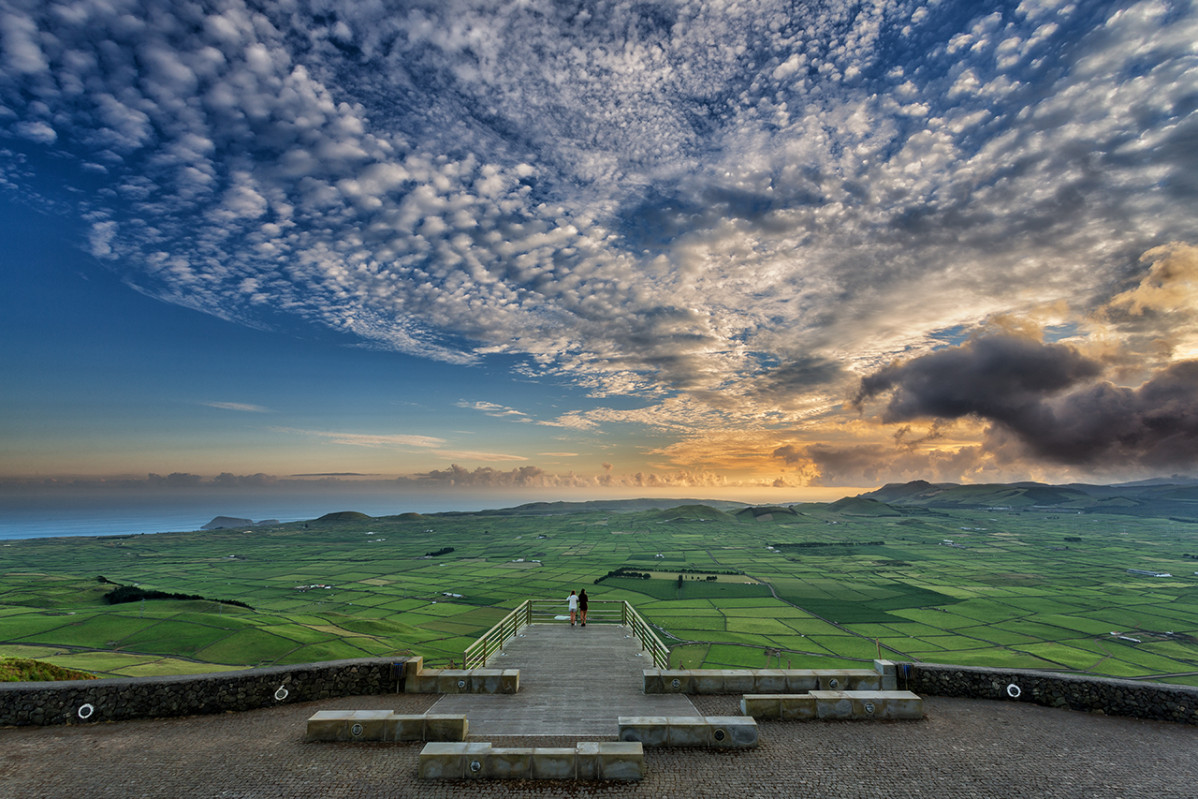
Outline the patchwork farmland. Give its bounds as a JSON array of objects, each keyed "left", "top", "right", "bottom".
[{"left": 2, "top": 492, "right": 1197, "bottom": 686}]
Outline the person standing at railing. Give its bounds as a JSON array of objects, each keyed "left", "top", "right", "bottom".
[
  {"left": 567, "top": 590, "right": 579, "bottom": 626},
  {"left": 579, "top": 588, "right": 589, "bottom": 626}
]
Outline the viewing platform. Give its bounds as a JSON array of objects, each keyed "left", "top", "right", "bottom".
[{"left": 431, "top": 620, "right": 699, "bottom": 735}]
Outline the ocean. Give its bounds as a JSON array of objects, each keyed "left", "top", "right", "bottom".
[{"left": 0, "top": 489, "right": 496, "bottom": 541}]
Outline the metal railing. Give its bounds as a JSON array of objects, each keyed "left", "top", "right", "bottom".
[{"left": 462, "top": 598, "right": 671, "bottom": 669}]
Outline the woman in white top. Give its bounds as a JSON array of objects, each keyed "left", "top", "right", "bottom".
[{"left": 567, "top": 590, "right": 579, "bottom": 626}]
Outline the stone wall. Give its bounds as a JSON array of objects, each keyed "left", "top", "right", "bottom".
[
  {"left": 0, "top": 657, "right": 414, "bottom": 727},
  {"left": 904, "top": 662, "right": 1198, "bottom": 725}
]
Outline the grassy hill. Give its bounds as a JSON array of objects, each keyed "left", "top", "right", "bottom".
[
  {"left": 316, "top": 511, "right": 375, "bottom": 522},
  {"left": 1, "top": 657, "right": 97, "bottom": 682},
  {"left": 826, "top": 497, "right": 902, "bottom": 516},
  {"left": 862, "top": 480, "right": 1198, "bottom": 518},
  {"left": 2, "top": 486, "right": 1196, "bottom": 685},
  {"left": 649, "top": 505, "right": 740, "bottom": 523},
  {"left": 735, "top": 505, "right": 800, "bottom": 521},
  {"left": 481, "top": 498, "right": 749, "bottom": 516}
]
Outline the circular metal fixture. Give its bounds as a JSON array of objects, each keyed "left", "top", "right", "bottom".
[
  {"left": 351, "top": 723, "right": 364, "bottom": 737},
  {"left": 864, "top": 703, "right": 875, "bottom": 714},
  {"left": 469, "top": 760, "right": 482, "bottom": 773},
  {"left": 457, "top": 679, "right": 467, "bottom": 689},
  {"left": 77, "top": 703, "right": 95, "bottom": 720},
  {"left": 828, "top": 678, "right": 839, "bottom": 689},
  {"left": 1006, "top": 683, "right": 1022, "bottom": 699},
  {"left": 274, "top": 686, "right": 289, "bottom": 701},
  {"left": 713, "top": 728, "right": 726, "bottom": 742},
  {"left": 671, "top": 678, "right": 681, "bottom": 689}
]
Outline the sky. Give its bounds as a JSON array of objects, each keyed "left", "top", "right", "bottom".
[{"left": 2, "top": 0, "right": 1197, "bottom": 509}]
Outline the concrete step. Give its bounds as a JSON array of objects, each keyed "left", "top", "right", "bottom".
[
  {"left": 741, "top": 690, "right": 924, "bottom": 721},
  {"left": 305, "top": 710, "right": 467, "bottom": 741},
  {"left": 418, "top": 741, "right": 643, "bottom": 781},
  {"left": 618, "top": 715, "right": 758, "bottom": 748},
  {"left": 404, "top": 667, "right": 519, "bottom": 694},
  {"left": 645, "top": 667, "right": 885, "bottom": 694}
]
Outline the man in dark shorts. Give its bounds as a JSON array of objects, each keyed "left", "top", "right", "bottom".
[{"left": 578, "top": 588, "right": 589, "bottom": 626}]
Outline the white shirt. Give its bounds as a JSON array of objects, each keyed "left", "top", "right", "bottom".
[{"left": 568, "top": 594, "right": 579, "bottom": 610}]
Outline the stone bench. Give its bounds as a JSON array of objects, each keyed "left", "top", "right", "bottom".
[
  {"left": 418, "top": 741, "right": 643, "bottom": 781},
  {"left": 305, "top": 710, "right": 468, "bottom": 741},
  {"left": 741, "top": 690, "right": 924, "bottom": 721},
  {"left": 644, "top": 664, "right": 891, "bottom": 694},
  {"left": 618, "top": 715, "right": 758, "bottom": 748},
  {"left": 404, "top": 668, "right": 519, "bottom": 694}
]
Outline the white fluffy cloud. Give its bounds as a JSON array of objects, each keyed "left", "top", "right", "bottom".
[{"left": 3, "top": 0, "right": 1197, "bottom": 481}]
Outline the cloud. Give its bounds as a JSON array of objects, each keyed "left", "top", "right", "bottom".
[
  {"left": 857, "top": 334, "right": 1198, "bottom": 470},
  {"left": 3, "top": 1, "right": 1198, "bottom": 485},
  {"left": 400, "top": 464, "right": 563, "bottom": 489},
  {"left": 273, "top": 428, "right": 445, "bottom": 449},
  {"left": 988, "top": 360, "right": 1198, "bottom": 468},
  {"left": 456, "top": 400, "right": 529, "bottom": 419},
  {"left": 203, "top": 401, "right": 271, "bottom": 413},
  {"left": 855, "top": 334, "right": 1104, "bottom": 424},
  {"left": 432, "top": 450, "right": 528, "bottom": 463},
  {"left": 1101, "top": 242, "right": 1198, "bottom": 362}
]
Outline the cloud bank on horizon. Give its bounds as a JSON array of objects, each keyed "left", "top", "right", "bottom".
[{"left": 2, "top": 0, "right": 1198, "bottom": 489}]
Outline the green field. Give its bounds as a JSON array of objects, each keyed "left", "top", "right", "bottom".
[{"left": 2, "top": 499, "right": 1197, "bottom": 686}]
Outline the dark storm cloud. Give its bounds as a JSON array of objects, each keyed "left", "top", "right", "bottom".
[
  {"left": 1011, "top": 361, "right": 1198, "bottom": 467},
  {"left": 856, "top": 335, "right": 1103, "bottom": 423},
  {"left": 858, "top": 335, "right": 1198, "bottom": 468}
]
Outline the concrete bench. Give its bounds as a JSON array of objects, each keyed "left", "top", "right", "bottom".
[
  {"left": 741, "top": 690, "right": 924, "bottom": 721},
  {"left": 404, "top": 667, "right": 519, "bottom": 694},
  {"left": 305, "top": 710, "right": 468, "bottom": 741},
  {"left": 418, "top": 741, "right": 643, "bottom": 781},
  {"left": 618, "top": 715, "right": 758, "bottom": 748},
  {"left": 644, "top": 665, "right": 888, "bottom": 694}
]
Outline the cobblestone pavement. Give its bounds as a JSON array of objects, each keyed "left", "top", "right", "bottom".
[{"left": 2, "top": 693, "right": 1195, "bottom": 798}]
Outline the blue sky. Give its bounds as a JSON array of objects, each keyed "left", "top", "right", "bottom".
[{"left": 2, "top": 0, "right": 1197, "bottom": 506}]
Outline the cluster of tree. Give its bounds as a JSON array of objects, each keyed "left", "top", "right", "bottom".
[
  {"left": 425, "top": 547, "right": 455, "bottom": 557},
  {"left": 676, "top": 567, "right": 743, "bottom": 576},
  {"left": 676, "top": 574, "right": 720, "bottom": 584},
  {"left": 102, "top": 584, "right": 251, "bottom": 609},
  {"left": 594, "top": 568, "right": 653, "bottom": 584}
]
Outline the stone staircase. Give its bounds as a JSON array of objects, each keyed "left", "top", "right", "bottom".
[{"left": 306, "top": 644, "right": 923, "bottom": 782}]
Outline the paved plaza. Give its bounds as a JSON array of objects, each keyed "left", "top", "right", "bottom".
[
  {"left": 2, "top": 623, "right": 1196, "bottom": 798},
  {"left": 431, "top": 622, "right": 697, "bottom": 735}
]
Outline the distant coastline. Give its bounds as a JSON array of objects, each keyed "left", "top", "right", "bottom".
[{"left": 0, "top": 492, "right": 480, "bottom": 542}]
